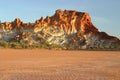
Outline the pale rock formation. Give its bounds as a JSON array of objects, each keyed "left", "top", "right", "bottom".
[{"left": 0, "top": 9, "right": 119, "bottom": 49}]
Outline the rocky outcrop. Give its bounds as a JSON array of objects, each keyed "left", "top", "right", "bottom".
[
  {"left": 0, "top": 9, "right": 119, "bottom": 49},
  {"left": 35, "top": 9, "right": 98, "bottom": 34},
  {"left": 12, "top": 18, "right": 22, "bottom": 30}
]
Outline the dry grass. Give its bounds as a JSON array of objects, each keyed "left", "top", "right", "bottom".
[{"left": 0, "top": 49, "right": 120, "bottom": 80}]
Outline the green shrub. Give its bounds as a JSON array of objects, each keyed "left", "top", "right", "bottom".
[{"left": 0, "top": 42, "right": 9, "bottom": 48}]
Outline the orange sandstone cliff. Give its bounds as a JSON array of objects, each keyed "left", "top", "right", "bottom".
[{"left": 0, "top": 9, "right": 119, "bottom": 49}]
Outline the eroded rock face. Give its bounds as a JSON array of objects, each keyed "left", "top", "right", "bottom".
[
  {"left": 35, "top": 9, "right": 98, "bottom": 35},
  {"left": 0, "top": 9, "right": 119, "bottom": 49},
  {"left": 12, "top": 18, "right": 22, "bottom": 30}
]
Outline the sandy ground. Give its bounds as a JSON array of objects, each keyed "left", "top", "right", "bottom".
[{"left": 0, "top": 49, "right": 120, "bottom": 80}]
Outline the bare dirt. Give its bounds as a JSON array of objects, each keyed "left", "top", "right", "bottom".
[{"left": 0, "top": 49, "right": 120, "bottom": 80}]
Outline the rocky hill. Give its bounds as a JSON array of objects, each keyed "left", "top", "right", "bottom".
[{"left": 0, "top": 9, "right": 120, "bottom": 49}]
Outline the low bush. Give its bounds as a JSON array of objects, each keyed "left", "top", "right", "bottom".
[{"left": 0, "top": 42, "right": 9, "bottom": 48}]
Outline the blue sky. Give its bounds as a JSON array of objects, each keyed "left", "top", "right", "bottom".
[{"left": 0, "top": 0, "right": 120, "bottom": 38}]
